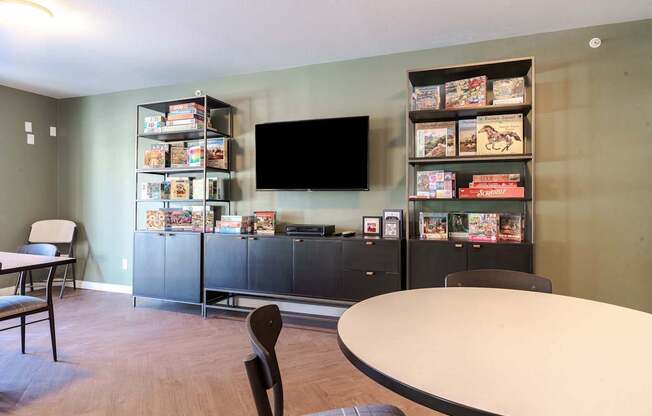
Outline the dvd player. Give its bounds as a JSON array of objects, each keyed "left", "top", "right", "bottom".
[{"left": 285, "top": 224, "right": 335, "bottom": 237}]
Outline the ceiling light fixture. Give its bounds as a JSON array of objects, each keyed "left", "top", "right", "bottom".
[{"left": 0, "top": 0, "right": 54, "bottom": 18}]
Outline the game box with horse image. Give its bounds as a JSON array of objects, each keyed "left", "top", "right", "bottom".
[{"left": 476, "top": 113, "right": 524, "bottom": 155}]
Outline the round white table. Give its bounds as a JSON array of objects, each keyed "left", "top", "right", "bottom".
[{"left": 337, "top": 288, "right": 652, "bottom": 416}]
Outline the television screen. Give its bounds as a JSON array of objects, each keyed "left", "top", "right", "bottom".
[{"left": 255, "top": 116, "right": 369, "bottom": 190}]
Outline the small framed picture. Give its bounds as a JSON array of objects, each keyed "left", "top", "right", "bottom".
[
  {"left": 382, "top": 209, "right": 403, "bottom": 239},
  {"left": 362, "top": 216, "right": 383, "bottom": 237}
]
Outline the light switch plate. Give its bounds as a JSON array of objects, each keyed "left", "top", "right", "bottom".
[
  {"left": 27, "top": 134, "right": 34, "bottom": 145},
  {"left": 25, "top": 121, "right": 32, "bottom": 133},
  {"left": 50, "top": 126, "right": 57, "bottom": 137}
]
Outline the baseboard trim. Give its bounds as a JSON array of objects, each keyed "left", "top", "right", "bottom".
[{"left": 75, "top": 281, "right": 133, "bottom": 294}]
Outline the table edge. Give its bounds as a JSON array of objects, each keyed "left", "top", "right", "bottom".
[
  {"left": 336, "top": 333, "right": 501, "bottom": 416},
  {"left": 0, "top": 257, "right": 76, "bottom": 275}
]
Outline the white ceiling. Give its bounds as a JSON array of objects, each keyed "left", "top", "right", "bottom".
[{"left": 1, "top": 0, "right": 650, "bottom": 98}]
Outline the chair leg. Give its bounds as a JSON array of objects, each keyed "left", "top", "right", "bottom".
[
  {"left": 59, "top": 266, "right": 68, "bottom": 299},
  {"left": 72, "top": 262, "right": 76, "bottom": 290},
  {"left": 29, "top": 271, "right": 34, "bottom": 292},
  {"left": 48, "top": 305, "right": 58, "bottom": 362},
  {"left": 20, "top": 316, "right": 26, "bottom": 354},
  {"left": 14, "top": 275, "right": 20, "bottom": 295}
]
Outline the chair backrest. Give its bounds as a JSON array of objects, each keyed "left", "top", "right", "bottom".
[
  {"left": 28, "top": 220, "right": 76, "bottom": 244},
  {"left": 445, "top": 269, "right": 552, "bottom": 293},
  {"left": 17, "top": 243, "right": 59, "bottom": 257},
  {"left": 244, "top": 304, "right": 284, "bottom": 416}
]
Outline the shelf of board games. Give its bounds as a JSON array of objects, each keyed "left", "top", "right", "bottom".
[
  {"left": 135, "top": 95, "right": 235, "bottom": 235},
  {"left": 405, "top": 57, "right": 535, "bottom": 246}
]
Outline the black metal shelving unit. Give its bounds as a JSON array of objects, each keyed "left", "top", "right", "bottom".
[
  {"left": 133, "top": 95, "right": 234, "bottom": 312},
  {"left": 405, "top": 57, "right": 536, "bottom": 289}
]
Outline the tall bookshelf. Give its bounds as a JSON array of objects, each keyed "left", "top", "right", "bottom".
[
  {"left": 133, "top": 95, "right": 233, "bottom": 309},
  {"left": 405, "top": 57, "right": 535, "bottom": 289}
]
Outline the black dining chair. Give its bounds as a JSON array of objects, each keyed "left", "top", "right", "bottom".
[
  {"left": 13, "top": 244, "right": 59, "bottom": 294},
  {"left": 244, "top": 304, "right": 406, "bottom": 416},
  {"left": 1, "top": 243, "right": 60, "bottom": 361},
  {"left": 445, "top": 269, "right": 552, "bottom": 293}
]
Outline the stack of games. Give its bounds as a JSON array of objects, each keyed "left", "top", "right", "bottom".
[
  {"left": 445, "top": 76, "right": 487, "bottom": 109},
  {"left": 143, "top": 115, "right": 165, "bottom": 133},
  {"left": 216, "top": 215, "right": 254, "bottom": 234},
  {"left": 498, "top": 213, "right": 524, "bottom": 242},
  {"left": 476, "top": 113, "right": 524, "bottom": 155},
  {"left": 184, "top": 206, "right": 219, "bottom": 232},
  {"left": 459, "top": 173, "right": 524, "bottom": 199},
  {"left": 206, "top": 138, "right": 228, "bottom": 169},
  {"left": 143, "top": 144, "right": 169, "bottom": 168},
  {"left": 468, "top": 213, "right": 499, "bottom": 242},
  {"left": 419, "top": 212, "right": 448, "bottom": 240},
  {"left": 415, "top": 170, "right": 456, "bottom": 199},
  {"left": 191, "top": 178, "right": 225, "bottom": 200},
  {"left": 164, "top": 102, "right": 205, "bottom": 132},
  {"left": 412, "top": 85, "right": 441, "bottom": 110},
  {"left": 140, "top": 182, "right": 171, "bottom": 200},
  {"left": 492, "top": 77, "right": 525, "bottom": 105},
  {"left": 415, "top": 121, "right": 456, "bottom": 158},
  {"left": 254, "top": 211, "right": 276, "bottom": 235}
]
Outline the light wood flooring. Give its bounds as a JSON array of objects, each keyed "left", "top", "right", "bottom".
[{"left": 0, "top": 289, "right": 436, "bottom": 415}]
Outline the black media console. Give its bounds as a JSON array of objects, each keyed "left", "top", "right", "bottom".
[{"left": 203, "top": 234, "right": 405, "bottom": 312}]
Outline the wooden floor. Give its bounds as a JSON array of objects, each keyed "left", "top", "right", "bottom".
[{"left": 0, "top": 289, "right": 437, "bottom": 415}]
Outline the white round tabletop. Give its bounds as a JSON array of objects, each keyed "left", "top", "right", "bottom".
[{"left": 337, "top": 288, "right": 652, "bottom": 416}]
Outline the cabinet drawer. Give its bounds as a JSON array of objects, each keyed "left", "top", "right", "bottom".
[
  {"left": 340, "top": 270, "right": 401, "bottom": 301},
  {"left": 342, "top": 240, "right": 400, "bottom": 273}
]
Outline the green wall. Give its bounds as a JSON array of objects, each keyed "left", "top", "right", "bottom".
[
  {"left": 56, "top": 19, "right": 652, "bottom": 311},
  {"left": 0, "top": 85, "right": 59, "bottom": 288}
]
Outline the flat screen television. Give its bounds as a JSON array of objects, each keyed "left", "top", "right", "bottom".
[{"left": 255, "top": 116, "right": 369, "bottom": 190}]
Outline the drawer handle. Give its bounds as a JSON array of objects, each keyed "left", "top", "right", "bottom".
[
  {"left": 365, "top": 241, "right": 375, "bottom": 246},
  {"left": 248, "top": 237, "right": 257, "bottom": 241},
  {"left": 168, "top": 233, "right": 175, "bottom": 237},
  {"left": 158, "top": 233, "right": 165, "bottom": 236},
  {"left": 294, "top": 239, "right": 304, "bottom": 243},
  {"left": 365, "top": 271, "right": 375, "bottom": 277},
  {"left": 454, "top": 243, "right": 463, "bottom": 248},
  {"left": 239, "top": 236, "right": 246, "bottom": 240},
  {"left": 472, "top": 244, "right": 481, "bottom": 249}
]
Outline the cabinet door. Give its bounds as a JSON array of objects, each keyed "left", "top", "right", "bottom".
[
  {"left": 467, "top": 243, "right": 533, "bottom": 273},
  {"left": 342, "top": 239, "right": 400, "bottom": 273},
  {"left": 409, "top": 240, "right": 467, "bottom": 289},
  {"left": 204, "top": 234, "right": 248, "bottom": 290},
  {"left": 164, "top": 233, "right": 202, "bottom": 303},
  {"left": 293, "top": 238, "right": 341, "bottom": 299},
  {"left": 247, "top": 237, "right": 293, "bottom": 294},
  {"left": 133, "top": 232, "right": 166, "bottom": 299},
  {"left": 341, "top": 271, "right": 401, "bottom": 301}
]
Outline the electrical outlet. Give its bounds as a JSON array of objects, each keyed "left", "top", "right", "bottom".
[{"left": 121, "top": 258, "right": 128, "bottom": 270}]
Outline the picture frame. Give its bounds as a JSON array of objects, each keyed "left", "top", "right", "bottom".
[
  {"left": 362, "top": 216, "right": 383, "bottom": 237},
  {"left": 382, "top": 209, "right": 403, "bottom": 239}
]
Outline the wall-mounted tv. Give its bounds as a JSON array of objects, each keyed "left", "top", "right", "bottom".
[{"left": 255, "top": 116, "right": 369, "bottom": 191}]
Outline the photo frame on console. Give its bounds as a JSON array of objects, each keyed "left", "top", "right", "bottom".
[{"left": 362, "top": 216, "right": 383, "bottom": 237}]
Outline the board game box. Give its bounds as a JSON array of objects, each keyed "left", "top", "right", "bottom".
[
  {"left": 419, "top": 212, "right": 448, "bottom": 240},
  {"left": 449, "top": 212, "right": 469, "bottom": 240},
  {"left": 170, "top": 143, "right": 188, "bottom": 167},
  {"left": 206, "top": 138, "right": 228, "bottom": 169},
  {"left": 254, "top": 211, "right": 276, "bottom": 235},
  {"left": 459, "top": 187, "right": 525, "bottom": 199},
  {"left": 169, "top": 209, "right": 193, "bottom": 231},
  {"left": 145, "top": 210, "right": 166, "bottom": 231},
  {"left": 458, "top": 119, "right": 477, "bottom": 156},
  {"left": 143, "top": 144, "right": 169, "bottom": 168},
  {"left": 492, "top": 77, "right": 525, "bottom": 105},
  {"left": 468, "top": 213, "right": 499, "bottom": 242},
  {"left": 476, "top": 113, "right": 524, "bottom": 155},
  {"left": 415, "top": 121, "right": 456, "bottom": 158},
  {"left": 412, "top": 85, "right": 441, "bottom": 110},
  {"left": 472, "top": 173, "right": 520, "bottom": 183},
  {"left": 187, "top": 145, "right": 204, "bottom": 167},
  {"left": 170, "top": 178, "right": 191, "bottom": 199},
  {"left": 498, "top": 213, "right": 524, "bottom": 242},
  {"left": 445, "top": 76, "right": 487, "bottom": 109}
]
